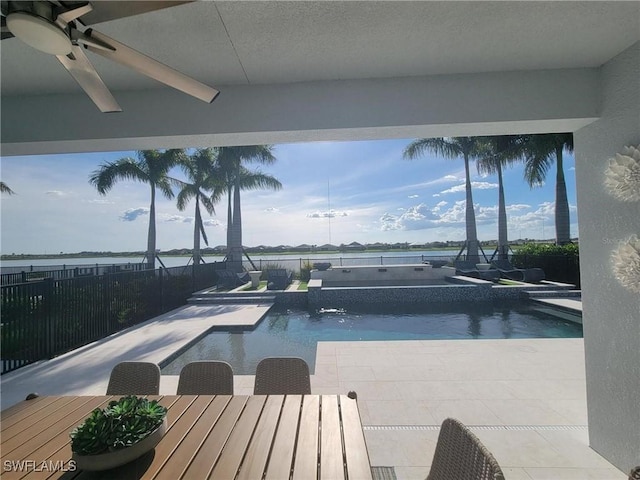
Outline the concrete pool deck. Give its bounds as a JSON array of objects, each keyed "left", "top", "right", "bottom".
[{"left": 0, "top": 300, "right": 625, "bottom": 479}]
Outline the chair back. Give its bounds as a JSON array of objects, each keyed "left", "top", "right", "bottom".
[
  {"left": 454, "top": 260, "right": 477, "bottom": 271},
  {"left": 267, "top": 269, "right": 288, "bottom": 279},
  {"left": 177, "top": 361, "right": 234, "bottom": 395},
  {"left": 490, "top": 259, "right": 515, "bottom": 271},
  {"left": 106, "top": 361, "right": 160, "bottom": 395},
  {"left": 254, "top": 357, "right": 311, "bottom": 394},
  {"left": 426, "top": 418, "right": 505, "bottom": 480}
]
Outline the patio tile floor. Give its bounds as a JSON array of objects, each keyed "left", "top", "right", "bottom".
[{"left": 0, "top": 304, "right": 626, "bottom": 479}]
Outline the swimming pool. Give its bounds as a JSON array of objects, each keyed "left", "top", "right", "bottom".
[{"left": 161, "top": 302, "right": 583, "bottom": 375}]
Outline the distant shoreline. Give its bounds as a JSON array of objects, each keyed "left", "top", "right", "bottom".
[{"left": 1, "top": 245, "right": 476, "bottom": 261}]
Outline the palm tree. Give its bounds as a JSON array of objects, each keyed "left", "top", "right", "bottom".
[
  {"left": 0, "top": 182, "right": 15, "bottom": 194},
  {"left": 403, "top": 137, "right": 487, "bottom": 262},
  {"left": 89, "top": 149, "right": 183, "bottom": 268},
  {"left": 521, "top": 133, "right": 574, "bottom": 244},
  {"left": 476, "top": 135, "right": 528, "bottom": 260},
  {"left": 174, "top": 149, "right": 224, "bottom": 265},
  {"left": 216, "top": 146, "right": 281, "bottom": 269}
]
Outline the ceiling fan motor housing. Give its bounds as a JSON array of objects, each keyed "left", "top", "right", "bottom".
[{"left": 5, "top": 1, "right": 72, "bottom": 55}]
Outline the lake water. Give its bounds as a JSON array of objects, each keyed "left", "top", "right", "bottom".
[{"left": 0, "top": 250, "right": 461, "bottom": 273}]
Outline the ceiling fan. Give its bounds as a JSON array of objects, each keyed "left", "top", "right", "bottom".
[{"left": 0, "top": 1, "right": 219, "bottom": 112}]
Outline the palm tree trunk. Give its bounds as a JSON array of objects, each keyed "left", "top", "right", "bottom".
[
  {"left": 554, "top": 146, "right": 571, "bottom": 244},
  {"left": 463, "top": 153, "right": 480, "bottom": 262},
  {"left": 497, "top": 162, "right": 509, "bottom": 259},
  {"left": 226, "top": 185, "right": 233, "bottom": 254},
  {"left": 227, "top": 173, "right": 244, "bottom": 271},
  {"left": 193, "top": 197, "right": 201, "bottom": 265},
  {"left": 146, "top": 185, "right": 156, "bottom": 269}
]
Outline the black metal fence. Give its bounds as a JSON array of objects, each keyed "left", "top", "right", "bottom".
[
  {"left": 0, "top": 263, "right": 149, "bottom": 286},
  {"left": 0, "top": 262, "right": 223, "bottom": 375}
]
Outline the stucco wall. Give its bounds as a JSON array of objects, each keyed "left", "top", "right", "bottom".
[{"left": 574, "top": 41, "right": 640, "bottom": 472}]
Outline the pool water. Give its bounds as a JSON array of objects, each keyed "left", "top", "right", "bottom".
[{"left": 161, "top": 302, "right": 583, "bottom": 375}]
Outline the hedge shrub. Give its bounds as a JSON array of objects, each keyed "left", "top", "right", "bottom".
[{"left": 511, "top": 243, "right": 580, "bottom": 287}]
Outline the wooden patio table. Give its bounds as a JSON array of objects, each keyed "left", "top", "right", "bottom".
[{"left": 1, "top": 394, "right": 372, "bottom": 480}]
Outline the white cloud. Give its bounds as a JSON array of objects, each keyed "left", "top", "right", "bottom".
[
  {"left": 87, "top": 199, "right": 114, "bottom": 205},
  {"left": 120, "top": 207, "right": 149, "bottom": 222},
  {"left": 203, "top": 219, "right": 222, "bottom": 227},
  {"left": 45, "top": 190, "right": 66, "bottom": 196},
  {"left": 536, "top": 201, "right": 555, "bottom": 215},
  {"left": 380, "top": 203, "right": 456, "bottom": 231},
  {"left": 265, "top": 207, "right": 280, "bottom": 213},
  {"left": 307, "top": 209, "right": 348, "bottom": 218},
  {"left": 408, "top": 194, "right": 419, "bottom": 198},
  {"left": 506, "top": 204, "right": 531, "bottom": 212},
  {"left": 439, "top": 181, "right": 499, "bottom": 195}
]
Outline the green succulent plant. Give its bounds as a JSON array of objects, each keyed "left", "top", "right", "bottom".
[{"left": 70, "top": 396, "right": 167, "bottom": 456}]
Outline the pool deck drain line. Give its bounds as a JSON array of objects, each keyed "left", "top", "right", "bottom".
[{"left": 363, "top": 424, "right": 588, "bottom": 432}]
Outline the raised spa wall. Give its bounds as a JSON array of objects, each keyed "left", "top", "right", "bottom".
[
  {"left": 310, "top": 263, "right": 448, "bottom": 287},
  {"left": 304, "top": 266, "right": 573, "bottom": 308}
]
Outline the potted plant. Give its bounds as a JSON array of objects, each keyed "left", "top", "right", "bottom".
[{"left": 70, "top": 396, "right": 167, "bottom": 471}]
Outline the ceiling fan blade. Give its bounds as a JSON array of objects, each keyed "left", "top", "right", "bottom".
[
  {"left": 1, "top": 16, "right": 14, "bottom": 39},
  {"left": 56, "top": 2, "right": 92, "bottom": 24},
  {"left": 70, "top": 1, "right": 193, "bottom": 26},
  {"left": 85, "top": 29, "right": 219, "bottom": 104},
  {"left": 57, "top": 45, "right": 122, "bottom": 112}
]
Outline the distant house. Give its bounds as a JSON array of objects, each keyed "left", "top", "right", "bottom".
[{"left": 341, "top": 241, "right": 365, "bottom": 252}]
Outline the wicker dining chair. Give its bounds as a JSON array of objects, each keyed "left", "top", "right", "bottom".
[
  {"left": 106, "top": 361, "right": 160, "bottom": 395},
  {"left": 253, "top": 357, "right": 311, "bottom": 395},
  {"left": 426, "top": 418, "right": 505, "bottom": 480},
  {"left": 177, "top": 361, "right": 234, "bottom": 395}
]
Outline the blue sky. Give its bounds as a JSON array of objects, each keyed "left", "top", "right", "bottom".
[{"left": 0, "top": 138, "right": 577, "bottom": 254}]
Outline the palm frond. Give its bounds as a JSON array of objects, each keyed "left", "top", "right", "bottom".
[
  {"left": 237, "top": 168, "right": 283, "bottom": 191},
  {"left": 233, "top": 145, "right": 276, "bottom": 165},
  {"left": 88, "top": 159, "right": 147, "bottom": 194},
  {"left": 176, "top": 187, "right": 195, "bottom": 211},
  {"left": 0, "top": 181, "right": 15, "bottom": 195},
  {"left": 476, "top": 135, "right": 528, "bottom": 175},
  {"left": 521, "top": 133, "right": 573, "bottom": 188},
  {"left": 200, "top": 194, "right": 216, "bottom": 216},
  {"left": 199, "top": 215, "right": 209, "bottom": 246},
  {"left": 156, "top": 176, "right": 176, "bottom": 200}
]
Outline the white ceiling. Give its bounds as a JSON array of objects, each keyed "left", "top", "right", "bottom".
[{"left": 1, "top": 1, "right": 639, "bottom": 97}]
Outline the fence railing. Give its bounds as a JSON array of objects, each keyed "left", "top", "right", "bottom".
[
  {"left": 0, "top": 263, "right": 149, "bottom": 286},
  {"left": 243, "top": 253, "right": 581, "bottom": 286},
  {"left": 0, "top": 262, "right": 223, "bottom": 375},
  {"left": 241, "top": 254, "right": 456, "bottom": 275}
]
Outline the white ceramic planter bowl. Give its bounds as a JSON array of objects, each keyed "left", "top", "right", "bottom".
[{"left": 72, "top": 418, "right": 166, "bottom": 471}]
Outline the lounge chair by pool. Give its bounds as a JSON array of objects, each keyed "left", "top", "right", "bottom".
[
  {"left": 216, "top": 270, "right": 250, "bottom": 289},
  {"left": 454, "top": 260, "right": 500, "bottom": 281},
  {"left": 267, "top": 269, "right": 293, "bottom": 290},
  {"left": 491, "top": 259, "right": 545, "bottom": 283}
]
